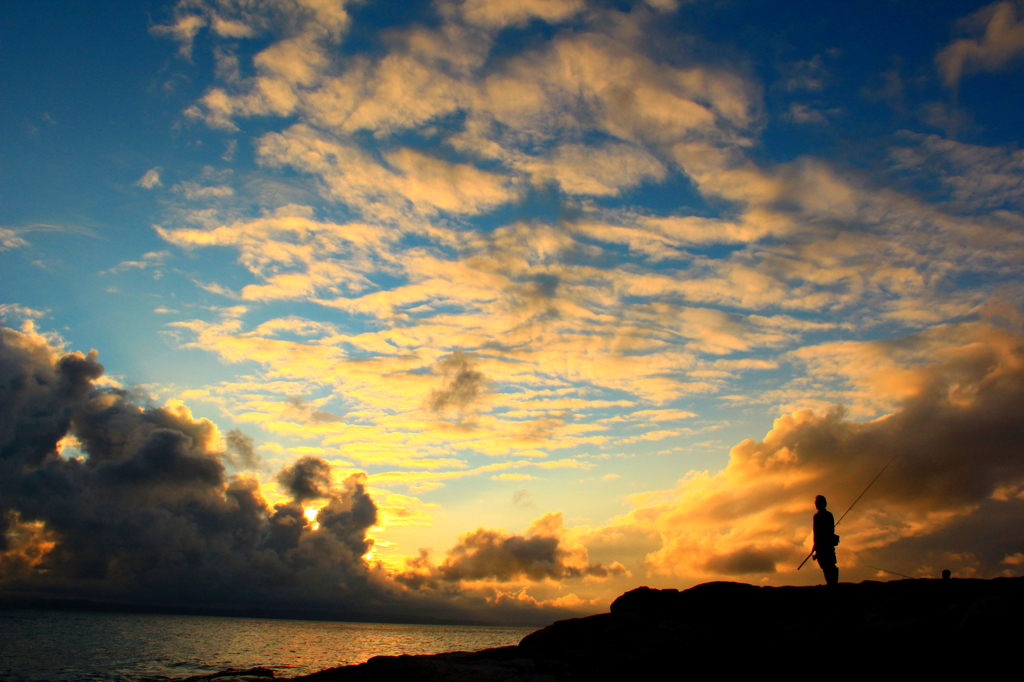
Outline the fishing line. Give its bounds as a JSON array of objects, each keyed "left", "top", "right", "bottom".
[
  {"left": 864, "top": 565, "right": 914, "bottom": 579},
  {"left": 797, "top": 451, "right": 901, "bottom": 571},
  {"left": 834, "top": 452, "right": 901, "bottom": 528}
]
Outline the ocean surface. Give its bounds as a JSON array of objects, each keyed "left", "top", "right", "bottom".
[{"left": 0, "top": 610, "right": 537, "bottom": 681}]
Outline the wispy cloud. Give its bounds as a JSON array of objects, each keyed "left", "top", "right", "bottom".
[
  {"left": 101, "top": 251, "right": 171, "bottom": 275},
  {"left": 135, "top": 167, "right": 163, "bottom": 188},
  {"left": 0, "top": 229, "right": 29, "bottom": 251},
  {"left": 0, "top": 303, "right": 47, "bottom": 321},
  {"left": 937, "top": 1, "right": 1024, "bottom": 87},
  {"left": 1, "top": 223, "right": 95, "bottom": 250}
]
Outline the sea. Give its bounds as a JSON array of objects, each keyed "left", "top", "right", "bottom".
[{"left": 0, "top": 610, "right": 537, "bottom": 681}]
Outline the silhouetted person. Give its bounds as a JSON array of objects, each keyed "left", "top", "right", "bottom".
[
  {"left": 812, "top": 495, "right": 839, "bottom": 586},
  {"left": 942, "top": 569, "right": 951, "bottom": 580}
]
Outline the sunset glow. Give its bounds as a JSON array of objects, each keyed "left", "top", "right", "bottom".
[
  {"left": 304, "top": 506, "right": 322, "bottom": 531},
  {"left": 2, "top": 0, "right": 1023, "bottom": 624}
]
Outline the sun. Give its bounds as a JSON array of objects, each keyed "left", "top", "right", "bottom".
[{"left": 303, "top": 506, "right": 321, "bottom": 531}]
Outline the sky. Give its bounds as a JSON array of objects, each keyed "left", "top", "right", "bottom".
[{"left": 2, "top": 0, "right": 1024, "bottom": 624}]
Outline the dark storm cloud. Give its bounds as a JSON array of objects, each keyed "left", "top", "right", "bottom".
[
  {"left": 0, "top": 325, "right": 380, "bottom": 611},
  {"left": 865, "top": 497, "right": 1024, "bottom": 579},
  {"left": 0, "top": 327, "right": 102, "bottom": 471},
  {"left": 397, "top": 517, "right": 625, "bottom": 588},
  {"left": 224, "top": 428, "right": 261, "bottom": 469},
  {"left": 285, "top": 396, "right": 343, "bottom": 424},
  {"left": 703, "top": 547, "right": 782, "bottom": 575},
  {"left": 777, "top": 325, "right": 1024, "bottom": 514},
  {"left": 427, "top": 351, "right": 489, "bottom": 415},
  {"left": 277, "top": 455, "right": 332, "bottom": 502},
  {"left": 440, "top": 528, "right": 619, "bottom": 581}
]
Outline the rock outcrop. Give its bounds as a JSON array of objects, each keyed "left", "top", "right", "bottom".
[
  {"left": 295, "top": 577, "right": 1023, "bottom": 680},
  {"left": 183, "top": 668, "right": 276, "bottom": 681}
]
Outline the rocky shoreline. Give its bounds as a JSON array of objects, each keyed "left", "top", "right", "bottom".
[{"left": 285, "top": 577, "right": 1022, "bottom": 680}]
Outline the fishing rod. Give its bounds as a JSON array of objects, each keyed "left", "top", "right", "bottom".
[
  {"left": 797, "top": 451, "right": 901, "bottom": 571},
  {"left": 865, "top": 565, "right": 914, "bottom": 579}
]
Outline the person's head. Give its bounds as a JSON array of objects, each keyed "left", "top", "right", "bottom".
[
  {"left": 942, "top": 569, "right": 951, "bottom": 580},
  {"left": 815, "top": 495, "right": 827, "bottom": 511}
]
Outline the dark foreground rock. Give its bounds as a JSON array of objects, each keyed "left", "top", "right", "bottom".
[
  {"left": 183, "top": 668, "right": 276, "bottom": 681},
  {"left": 294, "top": 577, "right": 1023, "bottom": 680}
]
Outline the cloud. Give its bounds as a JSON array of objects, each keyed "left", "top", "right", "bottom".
[
  {"left": 440, "top": 529, "right": 614, "bottom": 581},
  {"left": 156, "top": 156, "right": 1024, "bottom": 463},
  {"left": 937, "top": 1, "right": 1024, "bottom": 87},
  {"left": 445, "top": 0, "right": 586, "bottom": 29},
  {"left": 157, "top": 0, "right": 1024, "bottom": 377},
  {"left": 283, "top": 396, "right": 344, "bottom": 424},
  {"left": 224, "top": 428, "right": 261, "bottom": 469},
  {"left": 1, "top": 223, "right": 96, "bottom": 249},
  {"left": 154, "top": 0, "right": 352, "bottom": 60},
  {"left": 101, "top": 251, "right": 170, "bottom": 276},
  {"left": 368, "top": 458, "right": 592, "bottom": 493},
  {"left": 644, "top": 0, "right": 678, "bottom": 11},
  {"left": 397, "top": 511, "right": 626, "bottom": 587},
  {"left": 0, "top": 516, "right": 57, "bottom": 582},
  {"left": 492, "top": 473, "right": 537, "bottom": 481},
  {"left": 135, "top": 168, "right": 162, "bottom": 189},
  {"left": 157, "top": 211, "right": 394, "bottom": 302},
  {"left": 521, "top": 142, "right": 667, "bottom": 197},
  {"left": 602, "top": 321, "right": 1024, "bottom": 581},
  {"left": 277, "top": 455, "right": 332, "bottom": 501},
  {"left": 256, "top": 126, "right": 516, "bottom": 218},
  {"left": 629, "top": 409, "right": 697, "bottom": 422},
  {"left": 427, "top": 350, "right": 489, "bottom": 417},
  {"left": 0, "top": 304, "right": 46, "bottom": 321},
  {"left": 889, "top": 133, "right": 1024, "bottom": 213},
  {"left": 169, "top": 0, "right": 757, "bottom": 218},
  {"left": 155, "top": 180, "right": 1021, "bottom": 460},
  {"left": 512, "top": 489, "right": 535, "bottom": 507},
  {"left": 703, "top": 546, "right": 785, "bottom": 575},
  {"left": 174, "top": 182, "right": 235, "bottom": 201},
  {"left": 0, "top": 229, "right": 29, "bottom": 251},
  {"left": 779, "top": 55, "right": 827, "bottom": 92},
  {"left": 785, "top": 103, "right": 829, "bottom": 125},
  {"left": 0, "top": 323, "right": 384, "bottom": 611}
]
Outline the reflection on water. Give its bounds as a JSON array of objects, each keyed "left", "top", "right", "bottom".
[{"left": 0, "top": 610, "right": 537, "bottom": 681}]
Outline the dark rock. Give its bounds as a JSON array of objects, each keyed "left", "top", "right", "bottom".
[
  {"left": 183, "top": 667, "right": 275, "bottom": 681},
  {"left": 292, "top": 578, "right": 1023, "bottom": 680},
  {"left": 296, "top": 647, "right": 553, "bottom": 681}
]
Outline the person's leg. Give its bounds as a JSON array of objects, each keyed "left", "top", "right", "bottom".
[{"left": 824, "top": 564, "right": 839, "bottom": 585}]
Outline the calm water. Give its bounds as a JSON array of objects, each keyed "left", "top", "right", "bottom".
[{"left": 0, "top": 610, "right": 536, "bottom": 681}]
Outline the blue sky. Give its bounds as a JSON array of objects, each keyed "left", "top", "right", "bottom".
[{"left": 3, "top": 0, "right": 1024, "bottom": 615}]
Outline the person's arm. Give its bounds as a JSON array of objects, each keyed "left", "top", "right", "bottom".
[{"left": 812, "top": 513, "right": 823, "bottom": 553}]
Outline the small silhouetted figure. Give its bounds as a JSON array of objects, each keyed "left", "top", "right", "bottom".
[
  {"left": 942, "top": 569, "right": 951, "bottom": 580},
  {"left": 813, "top": 495, "right": 839, "bottom": 586}
]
